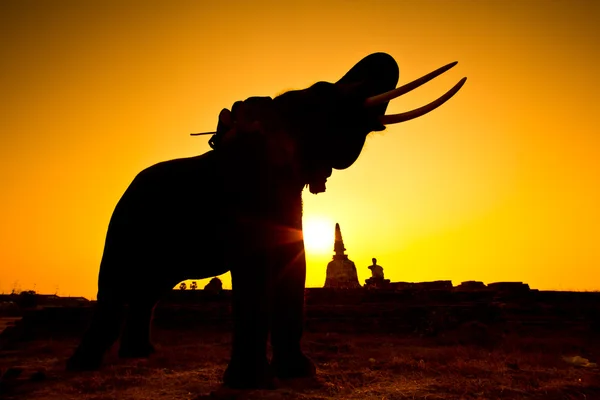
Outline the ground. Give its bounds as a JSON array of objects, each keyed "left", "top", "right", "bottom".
[
  {"left": 1, "top": 289, "right": 600, "bottom": 399},
  {"left": 1, "top": 320, "right": 599, "bottom": 399}
]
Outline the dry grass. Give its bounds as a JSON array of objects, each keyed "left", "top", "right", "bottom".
[{"left": 1, "top": 324, "right": 599, "bottom": 400}]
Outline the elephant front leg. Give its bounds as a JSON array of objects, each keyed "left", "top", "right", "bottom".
[
  {"left": 223, "top": 251, "right": 275, "bottom": 389},
  {"left": 270, "top": 240, "right": 316, "bottom": 380}
]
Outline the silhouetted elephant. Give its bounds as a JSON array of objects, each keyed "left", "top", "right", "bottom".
[{"left": 66, "top": 53, "right": 466, "bottom": 389}]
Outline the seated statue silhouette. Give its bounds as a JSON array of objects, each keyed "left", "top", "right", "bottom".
[
  {"left": 369, "top": 258, "right": 384, "bottom": 279},
  {"left": 66, "top": 53, "right": 466, "bottom": 389},
  {"left": 365, "top": 257, "right": 391, "bottom": 288}
]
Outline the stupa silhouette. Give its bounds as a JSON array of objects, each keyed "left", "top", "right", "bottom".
[{"left": 323, "top": 223, "right": 361, "bottom": 288}]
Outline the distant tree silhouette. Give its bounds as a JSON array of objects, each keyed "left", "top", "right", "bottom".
[
  {"left": 66, "top": 52, "right": 466, "bottom": 390},
  {"left": 10, "top": 280, "right": 20, "bottom": 295},
  {"left": 204, "top": 277, "right": 223, "bottom": 294},
  {"left": 17, "top": 290, "right": 37, "bottom": 308}
]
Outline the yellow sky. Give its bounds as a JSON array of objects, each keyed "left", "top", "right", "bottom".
[{"left": 1, "top": 1, "right": 598, "bottom": 298}]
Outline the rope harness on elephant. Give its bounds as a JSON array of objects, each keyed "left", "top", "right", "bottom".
[{"left": 205, "top": 97, "right": 331, "bottom": 194}]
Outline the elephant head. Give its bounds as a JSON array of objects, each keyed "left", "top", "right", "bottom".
[{"left": 193, "top": 53, "right": 466, "bottom": 194}]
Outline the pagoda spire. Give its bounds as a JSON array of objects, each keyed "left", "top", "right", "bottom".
[{"left": 333, "top": 223, "right": 348, "bottom": 260}]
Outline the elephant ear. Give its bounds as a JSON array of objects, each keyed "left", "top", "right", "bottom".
[
  {"left": 214, "top": 97, "right": 304, "bottom": 195},
  {"left": 329, "top": 53, "right": 400, "bottom": 170}
]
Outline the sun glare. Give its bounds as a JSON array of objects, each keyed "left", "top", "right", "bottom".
[{"left": 302, "top": 216, "right": 335, "bottom": 254}]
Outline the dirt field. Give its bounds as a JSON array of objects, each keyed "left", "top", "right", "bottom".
[{"left": 1, "top": 321, "right": 599, "bottom": 400}]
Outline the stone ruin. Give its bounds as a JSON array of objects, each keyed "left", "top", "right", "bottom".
[
  {"left": 386, "top": 280, "right": 454, "bottom": 291},
  {"left": 323, "top": 223, "right": 361, "bottom": 288},
  {"left": 318, "top": 223, "right": 533, "bottom": 294},
  {"left": 487, "top": 282, "right": 530, "bottom": 293},
  {"left": 455, "top": 281, "right": 531, "bottom": 293},
  {"left": 455, "top": 281, "right": 487, "bottom": 291}
]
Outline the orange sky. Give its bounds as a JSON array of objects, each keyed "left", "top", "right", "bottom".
[{"left": 1, "top": 1, "right": 599, "bottom": 298}]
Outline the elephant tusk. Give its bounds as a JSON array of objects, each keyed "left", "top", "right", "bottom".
[
  {"left": 364, "top": 61, "right": 459, "bottom": 107},
  {"left": 379, "top": 77, "right": 467, "bottom": 125}
]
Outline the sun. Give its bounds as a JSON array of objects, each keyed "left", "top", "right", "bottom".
[{"left": 302, "top": 216, "right": 335, "bottom": 254}]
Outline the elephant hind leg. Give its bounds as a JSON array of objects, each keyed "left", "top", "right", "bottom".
[
  {"left": 118, "top": 297, "right": 159, "bottom": 358},
  {"left": 66, "top": 297, "right": 125, "bottom": 371}
]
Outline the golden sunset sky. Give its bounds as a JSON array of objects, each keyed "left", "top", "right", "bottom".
[{"left": 1, "top": 1, "right": 598, "bottom": 298}]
